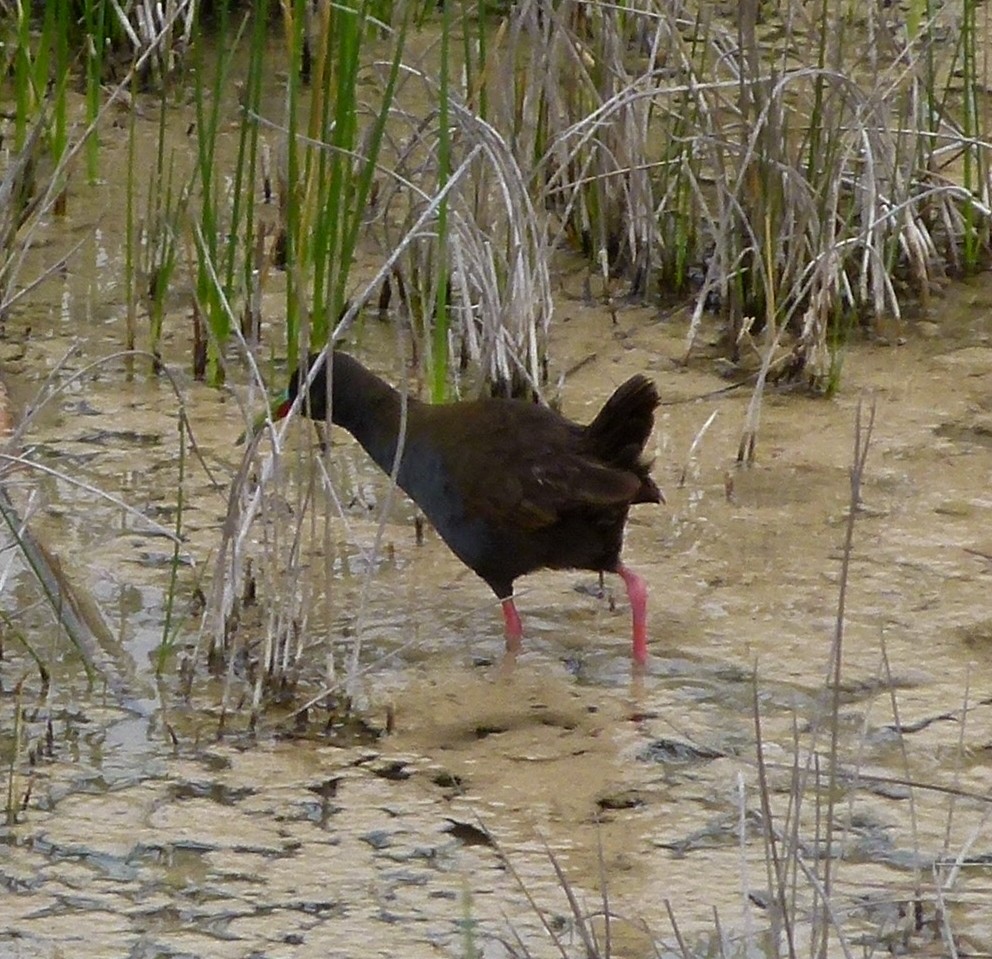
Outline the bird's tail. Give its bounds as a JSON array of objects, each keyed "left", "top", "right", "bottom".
[{"left": 583, "top": 375, "right": 662, "bottom": 503}]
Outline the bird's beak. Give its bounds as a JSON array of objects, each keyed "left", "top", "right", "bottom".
[
  {"left": 236, "top": 390, "right": 292, "bottom": 446},
  {"left": 272, "top": 391, "right": 292, "bottom": 420}
]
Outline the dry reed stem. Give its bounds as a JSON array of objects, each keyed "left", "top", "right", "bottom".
[
  {"left": 817, "top": 393, "right": 875, "bottom": 958},
  {"left": 194, "top": 150, "right": 482, "bottom": 691},
  {"left": 751, "top": 671, "right": 798, "bottom": 959},
  {"left": 663, "top": 899, "right": 692, "bottom": 958},
  {"left": 730, "top": 395, "right": 904, "bottom": 956}
]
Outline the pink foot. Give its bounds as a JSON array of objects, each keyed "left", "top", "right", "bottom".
[
  {"left": 616, "top": 564, "right": 649, "bottom": 665},
  {"left": 501, "top": 597, "right": 523, "bottom": 653}
]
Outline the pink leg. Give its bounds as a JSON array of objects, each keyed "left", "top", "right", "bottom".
[
  {"left": 501, "top": 597, "right": 523, "bottom": 652},
  {"left": 616, "top": 563, "right": 649, "bottom": 666}
]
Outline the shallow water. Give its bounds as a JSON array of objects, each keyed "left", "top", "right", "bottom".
[
  {"left": 4, "top": 59, "right": 992, "bottom": 959},
  {"left": 4, "top": 283, "right": 992, "bottom": 956}
]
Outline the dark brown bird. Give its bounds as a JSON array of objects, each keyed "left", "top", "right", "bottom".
[{"left": 275, "top": 351, "right": 663, "bottom": 664}]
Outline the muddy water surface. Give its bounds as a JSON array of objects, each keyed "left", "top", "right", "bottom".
[
  {"left": 4, "top": 288, "right": 992, "bottom": 957},
  {"left": 4, "top": 105, "right": 992, "bottom": 959}
]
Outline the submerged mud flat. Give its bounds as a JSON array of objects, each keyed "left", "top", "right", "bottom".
[{"left": 2, "top": 279, "right": 992, "bottom": 956}]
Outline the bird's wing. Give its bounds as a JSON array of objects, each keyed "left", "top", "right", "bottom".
[
  {"left": 424, "top": 401, "right": 641, "bottom": 532},
  {"left": 460, "top": 451, "right": 641, "bottom": 531}
]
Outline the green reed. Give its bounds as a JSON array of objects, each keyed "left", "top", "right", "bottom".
[
  {"left": 430, "top": 0, "right": 454, "bottom": 402},
  {"left": 196, "top": 2, "right": 265, "bottom": 378},
  {"left": 82, "top": 0, "right": 107, "bottom": 182},
  {"left": 156, "top": 408, "right": 188, "bottom": 675},
  {"left": 656, "top": 8, "right": 710, "bottom": 300},
  {"left": 281, "top": 0, "right": 409, "bottom": 360},
  {"left": 225, "top": 0, "right": 269, "bottom": 315},
  {"left": 12, "top": 4, "right": 38, "bottom": 150},
  {"left": 279, "top": 0, "right": 306, "bottom": 348},
  {"left": 49, "top": 0, "right": 73, "bottom": 203},
  {"left": 11, "top": 0, "right": 69, "bottom": 185},
  {"left": 125, "top": 101, "right": 138, "bottom": 353},
  {"left": 959, "top": 0, "right": 983, "bottom": 271},
  {"left": 144, "top": 86, "right": 184, "bottom": 364},
  {"left": 309, "top": 0, "right": 364, "bottom": 343},
  {"left": 191, "top": 3, "right": 244, "bottom": 382}
]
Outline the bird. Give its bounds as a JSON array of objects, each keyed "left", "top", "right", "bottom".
[{"left": 273, "top": 350, "right": 663, "bottom": 664}]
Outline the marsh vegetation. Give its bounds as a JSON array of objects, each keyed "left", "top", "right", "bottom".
[{"left": 2, "top": 0, "right": 992, "bottom": 955}]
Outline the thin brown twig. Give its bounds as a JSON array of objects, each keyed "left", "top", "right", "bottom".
[{"left": 818, "top": 393, "right": 876, "bottom": 958}]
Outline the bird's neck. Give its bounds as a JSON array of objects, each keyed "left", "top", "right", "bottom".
[{"left": 330, "top": 356, "right": 417, "bottom": 475}]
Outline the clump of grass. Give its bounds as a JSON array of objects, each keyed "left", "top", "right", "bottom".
[
  {"left": 188, "top": 4, "right": 253, "bottom": 383},
  {"left": 188, "top": 0, "right": 559, "bottom": 712},
  {"left": 275, "top": 0, "right": 408, "bottom": 361},
  {"left": 1, "top": 1, "right": 198, "bottom": 327},
  {"left": 11, "top": 0, "right": 992, "bottom": 399},
  {"left": 474, "top": 0, "right": 992, "bottom": 402},
  {"left": 137, "top": 85, "right": 188, "bottom": 367},
  {"left": 184, "top": 0, "right": 414, "bottom": 716},
  {"left": 360, "top": 10, "right": 554, "bottom": 399}
]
